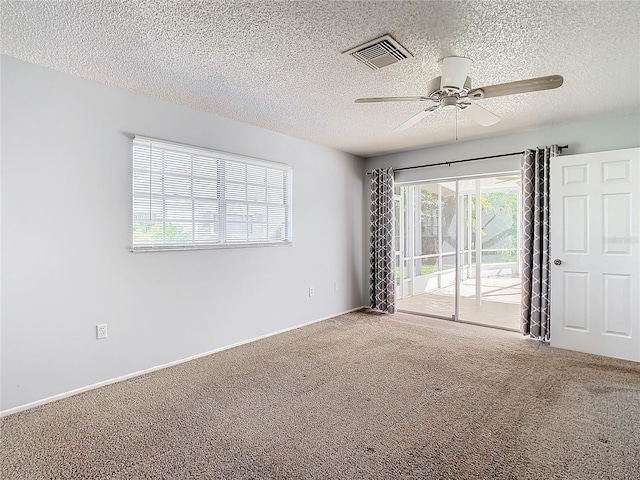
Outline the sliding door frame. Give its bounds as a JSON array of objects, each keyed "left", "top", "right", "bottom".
[{"left": 396, "top": 171, "right": 521, "bottom": 326}]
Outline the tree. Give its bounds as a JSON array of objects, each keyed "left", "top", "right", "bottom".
[{"left": 133, "top": 222, "right": 192, "bottom": 243}]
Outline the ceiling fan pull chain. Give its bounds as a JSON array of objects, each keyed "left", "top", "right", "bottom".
[{"left": 455, "top": 107, "right": 458, "bottom": 141}]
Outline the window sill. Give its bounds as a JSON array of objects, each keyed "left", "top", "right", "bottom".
[{"left": 130, "top": 241, "right": 293, "bottom": 253}]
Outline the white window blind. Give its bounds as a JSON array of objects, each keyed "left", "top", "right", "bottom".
[{"left": 132, "top": 136, "right": 292, "bottom": 251}]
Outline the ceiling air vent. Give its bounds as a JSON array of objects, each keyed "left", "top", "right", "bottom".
[{"left": 344, "top": 34, "right": 413, "bottom": 71}]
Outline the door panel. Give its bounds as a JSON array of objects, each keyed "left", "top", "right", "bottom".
[
  {"left": 602, "top": 274, "right": 631, "bottom": 336},
  {"left": 395, "top": 181, "right": 457, "bottom": 319},
  {"left": 457, "top": 176, "right": 522, "bottom": 330},
  {"left": 562, "top": 271, "right": 589, "bottom": 330},
  {"left": 393, "top": 194, "right": 404, "bottom": 299},
  {"left": 603, "top": 193, "right": 631, "bottom": 254},
  {"left": 563, "top": 196, "right": 588, "bottom": 253},
  {"left": 550, "top": 148, "right": 640, "bottom": 362}
]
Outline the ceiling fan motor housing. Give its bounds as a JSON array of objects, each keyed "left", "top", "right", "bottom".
[{"left": 427, "top": 76, "right": 472, "bottom": 98}]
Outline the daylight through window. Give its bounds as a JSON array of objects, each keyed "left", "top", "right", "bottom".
[{"left": 132, "top": 136, "right": 292, "bottom": 251}]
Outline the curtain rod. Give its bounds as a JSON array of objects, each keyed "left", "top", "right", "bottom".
[{"left": 366, "top": 145, "right": 569, "bottom": 175}]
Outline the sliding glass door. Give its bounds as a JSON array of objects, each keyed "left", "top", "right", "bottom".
[
  {"left": 395, "top": 174, "right": 522, "bottom": 330},
  {"left": 394, "top": 181, "right": 458, "bottom": 320},
  {"left": 457, "top": 176, "right": 521, "bottom": 329}
]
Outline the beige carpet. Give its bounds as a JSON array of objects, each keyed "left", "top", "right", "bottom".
[{"left": 2, "top": 310, "right": 640, "bottom": 479}]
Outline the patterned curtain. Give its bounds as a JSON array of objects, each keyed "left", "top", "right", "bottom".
[
  {"left": 370, "top": 168, "right": 396, "bottom": 313},
  {"left": 521, "top": 145, "right": 559, "bottom": 340}
]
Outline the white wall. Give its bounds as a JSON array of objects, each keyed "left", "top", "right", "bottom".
[{"left": 0, "top": 56, "right": 365, "bottom": 412}]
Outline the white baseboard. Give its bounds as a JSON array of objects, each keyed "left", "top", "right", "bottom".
[{"left": 0, "top": 306, "right": 366, "bottom": 418}]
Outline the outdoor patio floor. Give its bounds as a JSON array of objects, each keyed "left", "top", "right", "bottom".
[{"left": 397, "top": 276, "right": 521, "bottom": 331}]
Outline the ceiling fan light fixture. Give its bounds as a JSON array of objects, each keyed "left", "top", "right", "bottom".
[{"left": 440, "top": 57, "right": 472, "bottom": 90}]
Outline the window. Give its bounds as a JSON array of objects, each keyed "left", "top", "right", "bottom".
[{"left": 132, "top": 136, "right": 292, "bottom": 251}]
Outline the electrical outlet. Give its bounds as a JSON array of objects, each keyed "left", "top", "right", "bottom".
[
  {"left": 96, "top": 324, "right": 108, "bottom": 340},
  {"left": 309, "top": 287, "right": 315, "bottom": 297},
  {"left": 334, "top": 282, "right": 339, "bottom": 292}
]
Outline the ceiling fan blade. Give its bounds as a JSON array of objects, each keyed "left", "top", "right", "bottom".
[
  {"left": 470, "top": 75, "right": 564, "bottom": 99},
  {"left": 459, "top": 102, "right": 500, "bottom": 126},
  {"left": 440, "top": 57, "right": 472, "bottom": 90},
  {"left": 355, "top": 96, "right": 433, "bottom": 103},
  {"left": 394, "top": 105, "right": 441, "bottom": 131}
]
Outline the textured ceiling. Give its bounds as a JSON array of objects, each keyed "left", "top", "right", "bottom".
[{"left": 1, "top": 1, "right": 639, "bottom": 157}]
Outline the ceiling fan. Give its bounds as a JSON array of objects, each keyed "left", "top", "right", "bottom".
[{"left": 355, "top": 57, "right": 563, "bottom": 131}]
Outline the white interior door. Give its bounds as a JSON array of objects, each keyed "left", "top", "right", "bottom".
[{"left": 550, "top": 148, "right": 640, "bottom": 362}]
